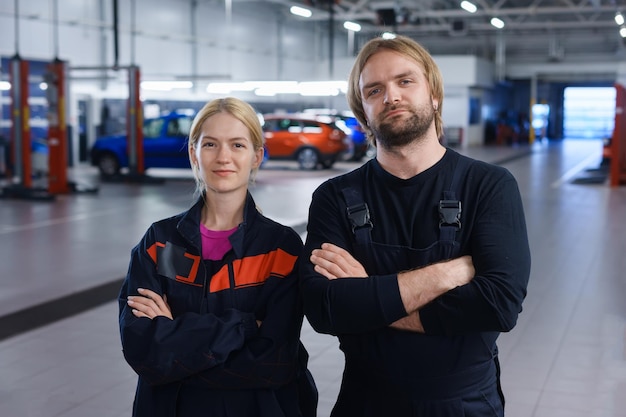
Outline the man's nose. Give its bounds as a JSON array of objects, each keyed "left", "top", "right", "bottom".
[{"left": 383, "top": 86, "right": 400, "bottom": 104}]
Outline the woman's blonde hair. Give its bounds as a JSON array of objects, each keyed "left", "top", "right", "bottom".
[
  {"left": 347, "top": 35, "right": 444, "bottom": 144},
  {"left": 188, "top": 97, "right": 264, "bottom": 195}
]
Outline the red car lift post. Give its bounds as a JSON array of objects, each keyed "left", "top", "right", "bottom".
[
  {"left": 123, "top": 65, "right": 162, "bottom": 184},
  {"left": 127, "top": 64, "right": 144, "bottom": 178},
  {"left": 45, "top": 58, "right": 69, "bottom": 194},
  {"left": 610, "top": 83, "right": 626, "bottom": 187}
]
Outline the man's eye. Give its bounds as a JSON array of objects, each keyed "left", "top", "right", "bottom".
[{"left": 367, "top": 88, "right": 380, "bottom": 97}]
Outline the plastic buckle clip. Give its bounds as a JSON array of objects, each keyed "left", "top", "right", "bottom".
[
  {"left": 346, "top": 204, "right": 373, "bottom": 233},
  {"left": 439, "top": 199, "right": 462, "bottom": 229}
]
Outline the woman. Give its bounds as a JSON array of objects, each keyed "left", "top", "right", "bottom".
[{"left": 119, "top": 97, "right": 317, "bottom": 417}]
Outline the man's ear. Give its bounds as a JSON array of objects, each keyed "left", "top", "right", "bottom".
[{"left": 432, "top": 98, "right": 439, "bottom": 111}]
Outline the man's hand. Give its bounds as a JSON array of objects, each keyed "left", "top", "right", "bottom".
[
  {"left": 310, "top": 243, "right": 368, "bottom": 279},
  {"left": 390, "top": 311, "right": 424, "bottom": 333},
  {"left": 435, "top": 255, "right": 475, "bottom": 289},
  {"left": 398, "top": 255, "right": 475, "bottom": 314},
  {"left": 127, "top": 288, "right": 173, "bottom": 320}
]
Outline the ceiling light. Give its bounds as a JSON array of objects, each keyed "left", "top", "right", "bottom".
[
  {"left": 298, "top": 81, "right": 348, "bottom": 96},
  {"left": 620, "top": 26, "right": 626, "bottom": 38},
  {"left": 206, "top": 81, "right": 348, "bottom": 97},
  {"left": 0, "top": 81, "right": 11, "bottom": 90},
  {"left": 207, "top": 82, "right": 254, "bottom": 94},
  {"left": 290, "top": 6, "right": 312, "bottom": 18},
  {"left": 616, "top": 12, "right": 624, "bottom": 26},
  {"left": 343, "top": 21, "right": 361, "bottom": 32},
  {"left": 381, "top": 32, "right": 396, "bottom": 39},
  {"left": 490, "top": 17, "right": 505, "bottom": 29},
  {"left": 460, "top": 1, "right": 477, "bottom": 13}
]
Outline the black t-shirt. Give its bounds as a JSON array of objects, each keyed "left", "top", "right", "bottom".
[{"left": 300, "top": 148, "right": 531, "bottom": 378}]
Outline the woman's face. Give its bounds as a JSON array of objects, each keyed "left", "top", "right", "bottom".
[{"left": 189, "top": 112, "right": 263, "bottom": 196}]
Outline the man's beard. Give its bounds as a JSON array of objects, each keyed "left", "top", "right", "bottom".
[{"left": 370, "top": 103, "right": 434, "bottom": 150}]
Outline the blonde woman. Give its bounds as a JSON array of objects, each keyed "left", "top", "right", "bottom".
[{"left": 119, "top": 97, "right": 317, "bottom": 417}]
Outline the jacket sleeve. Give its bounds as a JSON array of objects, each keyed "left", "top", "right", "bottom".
[
  {"left": 420, "top": 170, "right": 531, "bottom": 335},
  {"left": 299, "top": 182, "right": 407, "bottom": 336},
  {"left": 192, "top": 255, "right": 305, "bottom": 389},
  {"left": 119, "top": 226, "right": 259, "bottom": 386}
]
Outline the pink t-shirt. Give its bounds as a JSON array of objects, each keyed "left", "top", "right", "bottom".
[{"left": 200, "top": 225, "right": 237, "bottom": 260}]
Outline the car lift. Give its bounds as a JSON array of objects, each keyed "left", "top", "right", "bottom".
[
  {"left": 72, "top": 64, "right": 162, "bottom": 184},
  {"left": 0, "top": 55, "right": 54, "bottom": 200},
  {"left": 0, "top": 57, "right": 99, "bottom": 200}
]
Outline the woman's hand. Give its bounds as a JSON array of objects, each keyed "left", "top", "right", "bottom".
[{"left": 127, "top": 288, "right": 173, "bottom": 320}]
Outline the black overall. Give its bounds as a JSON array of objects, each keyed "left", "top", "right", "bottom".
[{"left": 333, "top": 157, "right": 505, "bottom": 417}]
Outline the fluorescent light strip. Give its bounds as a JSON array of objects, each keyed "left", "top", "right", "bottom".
[
  {"left": 460, "top": 1, "right": 477, "bottom": 13},
  {"left": 490, "top": 17, "right": 504, "bottom": 29},
  {"left": 290, "top": 6, "right": 312, "bottom": 18},
  {"left": 343, "top": 21, "right": 361, "bottom": 32},
  {"left": 206, "top": 80, "right": 348, "bottom": 97}
]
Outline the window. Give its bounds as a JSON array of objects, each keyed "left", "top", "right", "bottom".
[
  {"left": 144, "top": 119, "right": 164, "bottom": 138},
  {"left": 563, "top": 87, "right": 615, "bottom": 139},
  {"left": 302, "top": 120, "right": 322, "bottom": 133}
]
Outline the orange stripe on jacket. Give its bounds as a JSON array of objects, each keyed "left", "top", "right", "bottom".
[
  {"left": 146, "top": 242, "right": 165, "bottom": 263},
  {"left": 175, "top": 252, "right": 201, "bottom": 286},
  {"left": 209, "top": 248, "right": 297, "bottom": 293}
]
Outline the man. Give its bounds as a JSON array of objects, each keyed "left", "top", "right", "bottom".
[{"left": 299, "top": 35, "right": 531, "bottom": 416}]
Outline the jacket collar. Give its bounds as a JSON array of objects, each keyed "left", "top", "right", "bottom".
[{"left": 177, "top": 191, "right": 258, "bottom": 256}]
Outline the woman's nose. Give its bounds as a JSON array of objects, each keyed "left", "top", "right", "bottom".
[{"left": 216, "top": 146, "right": 231, "bottom": 161}]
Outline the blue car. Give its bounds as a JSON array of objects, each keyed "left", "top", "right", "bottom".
[{"left": 90, "top": 111, "right": 195, "bottom": 177}]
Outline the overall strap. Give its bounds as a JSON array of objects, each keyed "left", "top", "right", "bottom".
[
  {"left": 340, "top": 185, "right": 373, "bottom": 262},
  {"left": 439, "top": 156, "right": 472, "bottom": 243}
]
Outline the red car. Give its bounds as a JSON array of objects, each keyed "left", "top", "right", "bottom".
[{"left": 262, "top": 114, "right": 351, "bottom": 170}]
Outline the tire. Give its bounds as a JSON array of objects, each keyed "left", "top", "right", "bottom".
[
  {"left": 297, "top": 148, "right": 319, "bottom": 170},
  {"left": 97, "top": 152, "right": 121, "bottom": 177}
]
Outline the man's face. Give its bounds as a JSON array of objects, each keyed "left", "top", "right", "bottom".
[{"left": 359, "top": 49, "right": 438, "bottom": 149}]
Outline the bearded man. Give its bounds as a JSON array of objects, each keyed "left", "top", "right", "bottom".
[{"left": 299, "top": 35, "right": 531, "bottom": 417}]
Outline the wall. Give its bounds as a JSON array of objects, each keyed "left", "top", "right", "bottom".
[{"left": 0, "top": 0, "right": 324, "bottom": 97}]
